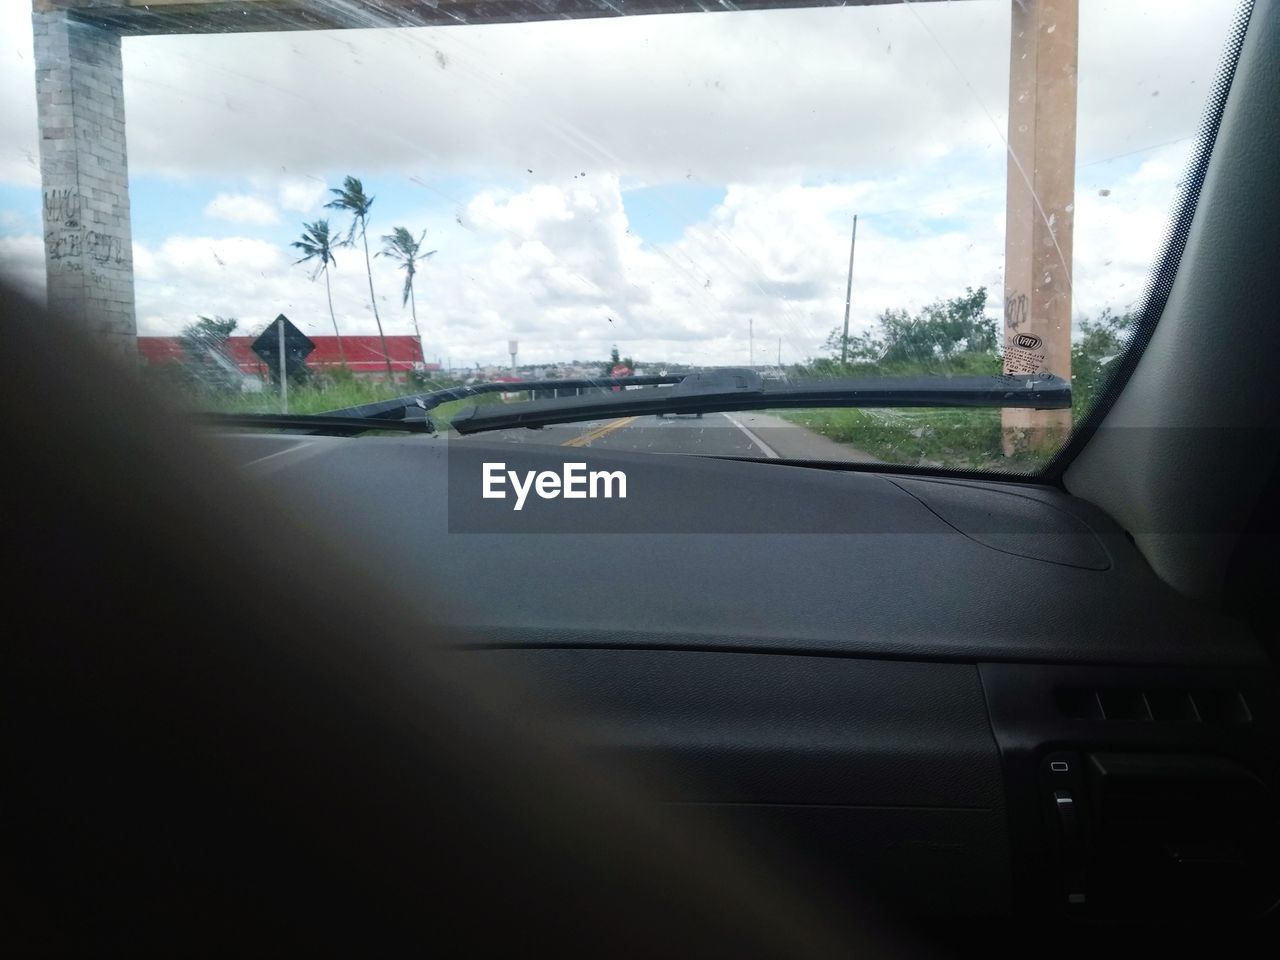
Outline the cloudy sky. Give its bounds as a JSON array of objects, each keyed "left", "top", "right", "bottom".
[{"left": 0, "top": 0, "right": 1239, "bottom": 367}]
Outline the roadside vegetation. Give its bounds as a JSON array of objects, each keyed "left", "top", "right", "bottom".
[
  {"left": 168, "top": 368, "right": 504, "bottom": 431},
  {"left": 146, "top": 316, "right": 503, "bottom": 432},
  {"left": 779, "top": 289, "right": 1134, "bottom": 471}
]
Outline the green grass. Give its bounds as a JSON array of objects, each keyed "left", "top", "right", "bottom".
[
  {"left": 778, "top": 349, "right": 1092, "bottom": 472},
  {"left": 165, "top": 372, "right": 509, "bottom": 431},
  {"left": 198, "top": 378, "right": 409, "bottom": 415},
  {"left": 774, "top": 406, "right": 1053, "bottom": 473}
]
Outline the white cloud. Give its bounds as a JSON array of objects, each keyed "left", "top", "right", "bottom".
[
  {"left": 133, "top": 236, "right": 289, "bottom": 333},
  {"left": 278, "top": 177, "right": 328, "bottom": 214},
  {"left": 0, "top": 0, "right": 1241, "bottom": 366},
  {"left": 1071, "top": 143, "right": 1194, "bottom": 318},
  {"left": 203, "top": 193, "right": 280, "bottom": 225},
  {"left": 0, "top": 2, "right": 38, "bottom": 188},
  {"left": 2, "top": 134, "right": 1197, "bottom": 367},
  {"left": 111, "top": 5, "right": 1007, "bottom": 183},
  {"left": 0, "top": 1, "right": 1233, "bottom": 185}
]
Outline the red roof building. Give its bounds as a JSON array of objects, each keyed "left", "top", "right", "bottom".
[{"left": 138, "top": 335, "right": 437, "bottom": 380}]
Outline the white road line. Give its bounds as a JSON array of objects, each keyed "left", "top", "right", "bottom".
[
  {"left": 723, "top": 413, "right": 780, "bottom": 459},
  {"left": 239, "top": 440, "right": 318, "bottom": 468}
]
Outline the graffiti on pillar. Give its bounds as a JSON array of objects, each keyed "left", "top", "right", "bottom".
[
  {"left": 86, "top": 230, "right": 126, "bottom": 265},
  {"left": 1004, "top": 291, "right": 1028, "bottom": 331},
  {"left": 43, "top": 189, "right": 81, "bottom": 229},
  {"left": 46, "top": 228, "right": 82, "bottom": 261},
  {"left": 45, "top": 187, "right": 83, "bottom": 268},
  {"left": 43, "top": 190, "right": 125, "bottom": 270},
  {"left": 45, "top": 226, "right": 127, "bottom": 267}
]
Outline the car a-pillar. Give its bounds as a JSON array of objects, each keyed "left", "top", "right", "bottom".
[
  {"left": 1001, "top": 0, "right": 1079, "bottom": 457},
  {"left": 33, "top": 2, "right": 136, "bottom": 359}
]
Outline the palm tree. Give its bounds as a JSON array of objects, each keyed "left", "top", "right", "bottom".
[
  {"left": 290, "top": 219, "right": 346, "bottom": 367},
  {"left": 378, "top": 226, "right": 436, "bottom": 366},
  {"left": 326, "top": 176, "right": 392, "bottom": 379}
]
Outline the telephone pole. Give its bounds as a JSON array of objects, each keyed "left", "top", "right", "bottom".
[
  {"left": 1002, "top": 0, "right": 1078, "bottom": 454},
  {"left": 748, "top": 318, "right": 754, "bottom": 367},
  {"left": 840, "top": 214, "right": 858, "bottom": 365}
]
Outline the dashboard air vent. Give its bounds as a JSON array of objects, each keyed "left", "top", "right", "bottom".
[{"left": 1055, "top": 687, "right": 1252, "bottom": 724}]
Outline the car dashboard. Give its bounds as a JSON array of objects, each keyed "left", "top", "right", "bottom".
[{"left": 218, "top": 431, "right": 1280, "bottom": 929}]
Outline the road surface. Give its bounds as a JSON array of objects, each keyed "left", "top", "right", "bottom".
[{"left": 472, "top": 411, "right": 878, "bottom": 463}]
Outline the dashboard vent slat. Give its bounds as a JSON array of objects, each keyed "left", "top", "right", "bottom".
[{"left": 1055, "top": 687, "right": 1252, "bottom": 724}]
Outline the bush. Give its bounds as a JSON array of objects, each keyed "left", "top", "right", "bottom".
[
  {"left": 823, "top": 287, "right": 997, "bottom": 374},
  {"left": 786, "top": 296, "right": 1135, "bottom": 470},
  {"left": 177, "top": 315, "right": 244, "bottom": 395},
  {"left": 1071, "top": 308, "right": 1134, "bottom": 420}
]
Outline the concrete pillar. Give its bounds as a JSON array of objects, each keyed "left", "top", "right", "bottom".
[
  {"left": 32, "top": 6, "right": 135, "bottom": 357},
  {"left": 1001, "top": 0, "right": 1078, "bottom": 454}
]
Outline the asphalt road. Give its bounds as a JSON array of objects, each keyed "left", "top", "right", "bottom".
[{"left": 474, "top": 411, "right": 878, "bottom": 463}]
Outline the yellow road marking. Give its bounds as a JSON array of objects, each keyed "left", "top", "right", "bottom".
[{"left": 562, "top": 416, "right": 639, "bottom": 447}]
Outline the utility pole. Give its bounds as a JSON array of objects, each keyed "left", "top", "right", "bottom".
[
  {"left": 840, "top": 214, "right": 858, "bottom": 365},
  {"left": 777, "top": 337, "right": 782, "bottom": 368},
  {"left": 278, "top": 318, "right": 288, "bottom": 414},
  {"left": 1002, "top": 0, "right": 1078, "bottom": 455},
  {"left": 749, "top": 318, "right": 754, "bottom": 367}
]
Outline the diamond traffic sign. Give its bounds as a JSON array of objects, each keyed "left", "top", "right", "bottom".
[{"left": 252, "top": 314, "right": 315, "bottom": 380}]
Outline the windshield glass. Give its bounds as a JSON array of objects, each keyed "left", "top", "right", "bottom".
[{"left": 0, "top": 0, "right": 1241, "bottom": 472}]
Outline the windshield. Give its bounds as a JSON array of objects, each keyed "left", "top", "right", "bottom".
[{"left": 0, "top": 0, "right": 1241, "bottom": 472}]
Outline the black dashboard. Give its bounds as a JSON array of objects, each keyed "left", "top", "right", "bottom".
[{"left": 219, "top": 431, "right": 1280, "bottom": 927}]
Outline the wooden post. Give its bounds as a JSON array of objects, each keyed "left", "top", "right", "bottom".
[
  {"left": 1001, "top": 0, "right": 1078, "bottom": 455},
  {"left": 278, "top": 316, "right": 288, "bottom": 413}
]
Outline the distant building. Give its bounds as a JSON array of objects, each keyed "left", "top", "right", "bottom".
[{"left": 138, "top": 335, "right": 438, "bottom": 382}]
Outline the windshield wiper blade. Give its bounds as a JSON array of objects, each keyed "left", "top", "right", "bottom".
[
  {"left": 321, "top": 374, "right": 683, "bottom": 421},
  {"left": 196, "top": 369, "right": 1069, "bottom": 438},
  {"left": 191, "top": 412, "right": 434, "bottom": 436},
  {"left": 447, "top": 369, "right": 1071, "bottom": 435},
  {"left": 190, "top": 375, "right": 680, "bottom": 436}
]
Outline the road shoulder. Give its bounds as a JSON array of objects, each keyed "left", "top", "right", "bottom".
[{"left": 725, "top": 412, "right": 880, "bottom": 464}]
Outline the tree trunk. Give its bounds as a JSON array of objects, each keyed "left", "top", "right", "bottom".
[
  {"left": 324, "top": 267, "right": 346, "bottom": 367},
  {"left": 409, "top": 281, "right": 423, "bottom": 367},
  {"left": 360, "top": 222, "right": 393, "bottom": 381}
]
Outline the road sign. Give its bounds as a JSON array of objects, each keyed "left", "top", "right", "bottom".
[{"left": 252, "top": 314, "right": 314, "bottom": 381}]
